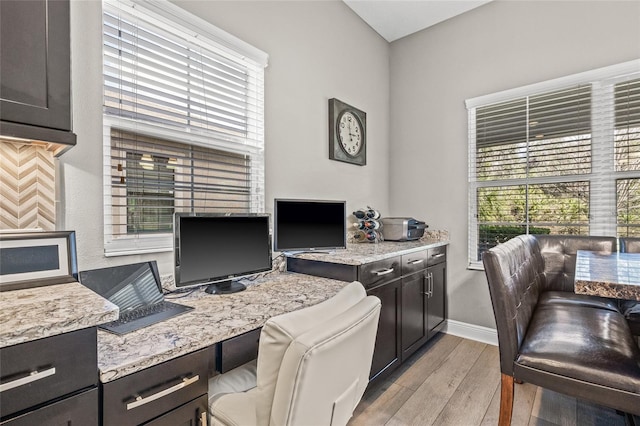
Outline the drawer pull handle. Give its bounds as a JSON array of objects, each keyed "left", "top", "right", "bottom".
[
  {"left": 0, "top": 367, "right": 56, "bottom": 393},
  {"left": 374, "top": 268, "right": 395, "bottom": 276},
  {"left": 431, "top": 253, "right": 445, "bottom": 259},
  {"left": 408, "top": 259, "right": 424, "bottom": 265},
  {"left": 126, "top": 375, "right": 200, "bottom": 410}
]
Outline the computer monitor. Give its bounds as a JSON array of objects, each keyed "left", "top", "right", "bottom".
[
  {"left": 174, "top": 213, "right": 272, "bottom": 294},
  {"left": 273, "top": 199, "right": 346, "bottom": 252}
]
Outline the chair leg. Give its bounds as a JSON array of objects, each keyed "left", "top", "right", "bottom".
[{"left": 499, "top": 373, "right": 514, "bottom": 426}]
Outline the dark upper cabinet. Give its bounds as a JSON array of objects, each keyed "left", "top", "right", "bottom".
[{"left": 0, "top": 0, "right": 76, "bottom": 148}]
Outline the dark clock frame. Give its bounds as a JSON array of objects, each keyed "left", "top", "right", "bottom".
[{"left": 328, "top": 98, "right": 366, "bottom": 166}]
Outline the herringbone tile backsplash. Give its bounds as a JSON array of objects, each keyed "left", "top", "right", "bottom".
[{"left": 0, "top": 142, "right": 56, "bottom": 231}]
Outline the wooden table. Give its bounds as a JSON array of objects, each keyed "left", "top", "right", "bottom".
[{"left": 574, "top": 250, "right": 640, "bottom": 301}]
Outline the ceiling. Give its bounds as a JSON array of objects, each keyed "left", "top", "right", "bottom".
[{"left": 343, "top": 0, "right": 493, "bottom": 42}]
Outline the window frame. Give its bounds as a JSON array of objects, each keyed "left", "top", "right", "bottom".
[
  {"left": 467, "top": 60, "right": 640, "bottom": 270},
  {"left": 102, "top": 0, "right": 267, "bottom": 256}
]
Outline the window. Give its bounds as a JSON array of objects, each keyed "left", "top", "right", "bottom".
[
  {"left": 467, "top": 61, "right": 640, "bottom": 268},
  {"left": 102, "top": 0, "right": 267, "bottom": 255},
  {"left": 616, "top": 79, "right": 640, "bottom": 236}
]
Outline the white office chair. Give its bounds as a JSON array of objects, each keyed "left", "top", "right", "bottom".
[{"left": 208, "top": 281, "right": 381, "bottom": 426}]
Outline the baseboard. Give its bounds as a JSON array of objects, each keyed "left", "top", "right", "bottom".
[{"left": 444, "top": 319, "right": 498, "bottom": 346}]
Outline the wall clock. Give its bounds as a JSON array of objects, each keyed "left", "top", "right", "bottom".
[{"left": 328, "top": 98, "right": 366, "bottom": 166}]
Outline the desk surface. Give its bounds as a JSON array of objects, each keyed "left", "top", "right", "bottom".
[
  {"left": 97, "top": 272, "right": 348, "bottom": 382},
  {"left": 574, "top": 250, "right": 640, "bottom": 302},
  {"left": 0, "top": 282, "right": 119, "bottom": 348}
]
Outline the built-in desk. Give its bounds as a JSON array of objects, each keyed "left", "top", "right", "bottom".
[
  {"left": 97, "top": 272, "right": 349, "bottom": 426},
  {"left": 97, "top": 272, "right": 348, "bottom": 382}
]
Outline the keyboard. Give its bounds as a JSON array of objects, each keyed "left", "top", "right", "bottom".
[{"left": 100, "top": 301, "right": 193, "bottom": 335}]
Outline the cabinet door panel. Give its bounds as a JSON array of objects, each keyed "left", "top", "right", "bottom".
[
  {"left": 143, "top": 395, "right": 208, "bottom": 426},
  {"left": 2, "top": 387, "right": 98, "bottom": 426},
  {"left": 217, "top": 328, "right": 260, "bottom": 373},
  {"left": 0, "top": 0, "right": 71, "bottom": 130},
  {"left": 367, "top": 279, "right": 401, "bottom": 381},
  {"left": 0, "top": 328, "right": 97, "bottom": 419},
  {"left": 401, "top": 271, "right": 428, "bottom": 360},
  {"left": 427, "top": 262, "right": 446, "bottom": 336},
  {"left": 102, "top": 348, "right": 209, "bottom": 426}
]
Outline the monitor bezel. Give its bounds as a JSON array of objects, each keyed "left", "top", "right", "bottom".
[
  {"left": 173, "top": 213, "right": 272, "bottom": 289},
  {"left": 273, "top": 198, "right": 347, "bottom": 252}
]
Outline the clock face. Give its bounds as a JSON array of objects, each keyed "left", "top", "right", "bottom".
[
  {"left": 338, "top": 111, "right": 363, "bottom": 157},
  {"left": 328, "top": 98, "right": 366, "bottom": 166}
]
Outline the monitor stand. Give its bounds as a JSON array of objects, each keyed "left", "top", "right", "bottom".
[{"left": 205, "top": 280, "right": 247, "bottom": 295}]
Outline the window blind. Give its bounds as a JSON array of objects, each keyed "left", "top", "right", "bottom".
[
  {"left": 102, "top": 0, "right": 267, "bottom": 255},
  {"left": 103, "top": 0, "right": 264, "bottom": 144},
  {"left": 615, "top": 78, "right": 640, "bottom": 236},
  {"left": 472, "top": 85, "right": 592, "bottom": 262},
  {"left": 467, "top": 61, "right": 640, "bottom": 268},
  {"left": 110, "top": 130, "right": 251, "bottom": 238}
]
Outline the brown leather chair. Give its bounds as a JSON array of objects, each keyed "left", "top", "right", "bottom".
[
  {"left": 483, "top": 235, "right": 640, "bottom": 426},
  {"left": 616, "top": 237, "right": 640, "bottom": 336}
]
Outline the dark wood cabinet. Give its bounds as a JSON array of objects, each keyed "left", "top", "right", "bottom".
[
  {"left": 367, "top": 279, "right": 401, "bottom": 382},
  {"left": 0, "top": 328, "right": 98, "bottom": 425},
  {"left": 143, "top": 395, "right": 208, "bottom": 426},
  {"left": 1, "top": 388, "right": 98, "bottom": 426},
  {"left": 400, "top": 247, "right": 447, "bottom": 361},
  {"left": 217, "top": 328, "right": 261, "bottom": 373},
  {"left": 0, "top": 0, "right": 76, "bottom": 147},
  {"left": 286, "top": 243, "right": 447, "bottom": 384},
  {"left": 427, "top": 260, "right": 446, "bottom": 338},
  {"left": 102, "top": 348, "right": 209, "bottom": 426},
  {"left": 401, "top": 270, "right": 429, "bottom": 360}
]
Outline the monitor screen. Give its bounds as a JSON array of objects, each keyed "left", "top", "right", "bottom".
[
  {"left": 174, "top": 214, "right": 272, "bottom": 293},
  {"left": 274, "top": 199, "right": 346, "bottom": 252},
  {"left": 79, "top": 261, "right": 163, "bottom": 315}
]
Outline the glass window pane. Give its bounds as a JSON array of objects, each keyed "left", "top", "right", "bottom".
[{"left": 617, "top": 178, "right": 640, "bottom": 237}]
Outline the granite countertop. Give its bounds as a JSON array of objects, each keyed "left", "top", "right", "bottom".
[
  {"left": 97, "top": 272, "right": 348, "bottom": 383},
  {"left": 0, "top": 281, "right": 119, "bottom": 348},
  {"left": 575, "top": 250, "right": 640, "bottom": 301},
  {"left": 289, "top": 233, "right": 449, "bottom": 266}
]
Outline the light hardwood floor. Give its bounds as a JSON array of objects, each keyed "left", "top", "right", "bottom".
[{"left": 349, "top": 333, "right": 629, "bottom": 426}]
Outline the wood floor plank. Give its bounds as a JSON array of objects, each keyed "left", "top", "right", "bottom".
[
  {"left": 350, "top": 334, "right": 632, "bottom": 426},
  {"left": 386, "top": 339, "right": 487, "bottom": 426},
  {"left": 347, "top": 381, "right": 413, "bottom": 426},
  {"left": 575, "top": 399, "right": 625, "bottom": 426},
  {"left": 481, "top": 380, "right": 538, "bottom": 426},
  {"left": 431, "top": 344, "right": 501, "bottom": 425},
  {"left": 390, "top": 333, "right": 463, "bottom": 391},
  {"left": 531, "top": 388, "right": 577, "bottom": 426},
  {"left": 480, "top": 379, "right": 501, "bottom": 425}
]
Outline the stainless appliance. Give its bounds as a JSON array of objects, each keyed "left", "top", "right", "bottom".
[{"left": 381, "top": 218, "right": 427, "bottom": 241}]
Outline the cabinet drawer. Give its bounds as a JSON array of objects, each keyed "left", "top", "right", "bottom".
[
  {"left": 218, "top": 328, "right": 261, "bottom": 373},
  {"left": 143, "top": 394, "right": 208, "bottom": 426},
  {"left": 427, "top": 246, "right": 447, "bottom": 266},
  {"left": 401, "top": 249, "right": 429, "bottom": 275},
  {"left": 102, "top": 348, "right": 209, "bottom": 426},
  {"left": 359, "top": 256, "right": 401, "bottom": 289},
  {"left": 0, "top": 327, "right": 97, "bottom": 419},
  {"left": 1, "top": 387, "right": 98, "bottom": 426}
]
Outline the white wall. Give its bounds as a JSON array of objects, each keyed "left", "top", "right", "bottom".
[
  {"left": 62, "top": 0, "right": 390, "bottom": 275},
  {"left": 389, "top": 0, "right": 640, "bottom": 328}
]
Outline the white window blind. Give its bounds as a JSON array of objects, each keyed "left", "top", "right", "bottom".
[
  {"left": 615, "top": 78, "right": 640, "bottom": 236},
  {"left": 102, "top": 0, "right": 267, "bottom": 255},
  {"left": 467, "top": 60, "right": 640, "bottom": 268}
]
